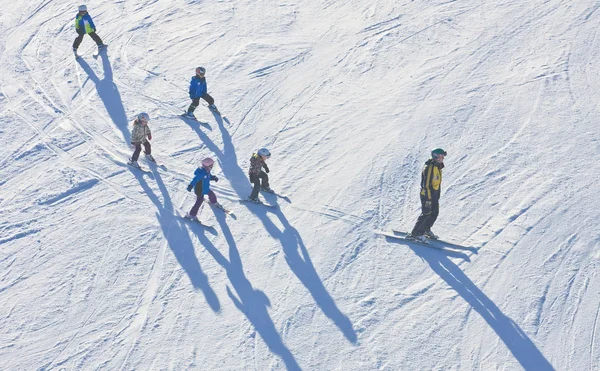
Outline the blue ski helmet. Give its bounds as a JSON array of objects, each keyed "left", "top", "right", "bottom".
[
  {"left": 137, "top": 112, "right": 150, "bottom": 122},
  {"left": 78, "top": 5, "right": 87, "bottom": 12},
  {"left": 431, "top": 148, "right": 447, "bottom": 158},
  {"left": 258, "top": 148, "right": 271, "bottom": 158}
]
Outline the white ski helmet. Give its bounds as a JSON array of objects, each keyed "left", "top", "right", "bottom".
[
  {"left": 202, "top": 157, "right": 215, "bottom": 168},
  {"left": 137, "top": 112, "right": 150, "bottom": 122},
  {"left": 196, "top": 66, "right": 206, "bottom": 75},
  {"left": 78, "top": 5, "right": 87, "bottom": 12},
  {"left": 257, "top": 148, "right": 271, "bottom": 158}
]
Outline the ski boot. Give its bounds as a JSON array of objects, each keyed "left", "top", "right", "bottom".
[
  {"left": 184, "top": 213, "right": 198, "bottom": 221},
  {"left": 423, "top": 230, "right": 438, "bottom": 239},
  {"left": 145, "top": 153, "right": 156, "bottom": 163},
  {"left": 208, "top": 104, "right": 220, "bottom": 114},
  {"left": 406, "top": 234, "right": 427, "bottom": 243},
  {"left": 128, "top": 158, "right": 141, "bottom": 168},
  {"left": 261, "top": 186, "right": 274, "bottom": 193},
  {"left": 183, "top": 111, "right": 196, "bottom": 120},
  {"left": 247, "top": 196, "right": 261, "bottom": 203}
]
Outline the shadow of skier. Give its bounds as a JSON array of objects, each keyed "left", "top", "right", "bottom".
[
  {"left": 405, "top": 242, "right": 554, "bottom": 370},
  {"left": 129, "top": 165, "right": 221, "bottom": 312},
  {"left": 76, "top": 52, "right": 129, "bottom": 143},
  {"left": 196, "top": 208, "right": 301, "bottom": 370}
]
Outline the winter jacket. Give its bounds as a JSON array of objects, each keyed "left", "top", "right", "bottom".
[
  {"left": 189, "top": 167, "right": 214, "bottom": 196},
  {"left": 189, "top": 75, "right": 207, "bottom": 99},
  {"left": 130, "top": 120, "right": 152, "bottom": 144},
  {"left": 74, "top": 13, "right": 96, "bottom": 34},
  {"left": 419, "top": 159, "right": 444, "bottom": 201},
  {"left": 249, "top": 153, "right": 269, "bottom": 176}
]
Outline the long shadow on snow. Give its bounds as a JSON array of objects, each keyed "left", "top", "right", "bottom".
[
  {"left": 397, "top": 240, "right": 554, "bottom": 370},
  {"left": 76, "top": 53, "right": 130, "bottom": 143},
  {"left": 193, "top": 111, "right": 356, "bottom": 344},
  {"left": 193, "top": 207, "right": 301, "bottom": 370},
  {"left": 130, "top": 166, "right": 220, "bottom": 312}
]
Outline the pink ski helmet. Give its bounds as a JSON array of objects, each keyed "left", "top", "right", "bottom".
[{"left": 201, "top": 157, "right": 214, "bottom": 168}]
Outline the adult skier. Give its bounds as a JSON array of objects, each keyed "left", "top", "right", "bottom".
[
  {"left": 183, "top": 67, "right": 219, "bottom": 119},
  {"left": 247, "top": 148, "right": 272, "bottom": 202},
  {"left": 185, "top": 158, "right": 221, "bottom": 220},
  {"left": 72, "top": 5, "right": 105, "bottom": 57},
  {"left": 407, "top": 148, "right": 447, "bottom": 242},
  {"left": 128, "top": 113, "right": 154, "bottom": 168}
]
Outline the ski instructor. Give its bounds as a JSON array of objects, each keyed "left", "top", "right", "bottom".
[{"left": 408, "top": 148, "right": 447, "bottom": 242}]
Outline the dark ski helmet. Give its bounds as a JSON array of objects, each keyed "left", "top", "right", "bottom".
[
  {"left": 196, "top": 66, "right": 206, "bottom": 75},
  {"left": 431, "top": 148, "right": 447, "bottom": 158}
]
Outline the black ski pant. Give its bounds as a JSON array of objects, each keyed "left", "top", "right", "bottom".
[
  {"left": 131, "top": 141, "right": 151, "bottom": 162},
  {"left": 73, "top": 32, "right": 103, "bottom": 49},
  {"left": 249, "top": 171, "right": 269, "bottom": 199},
  {"left": 411, "top": 195, "right": 439, "bottom": 236},
  {"left": 187, "top": 94, "right": 215, "bottom": 113}
]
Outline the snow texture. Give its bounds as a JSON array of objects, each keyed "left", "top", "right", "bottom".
[{"left": 1, "top": 0, "right": 599, "bottom": 370}]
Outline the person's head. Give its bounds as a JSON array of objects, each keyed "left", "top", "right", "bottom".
[
  {"left": 201, "top": 157, "right": 214, "bottom": 170},
  {"left": 137, "top": 112, "right": 150, "bottom": 125},
  {"left": 195, "top": 66, "right": 206, "bottom": 77},
  {"left": 431, "top": 148, "right": 447, "bottom": 164},
  {"left": 78, "top": 5, "right": 87, "bottom": 13},
  {"left": 257, "top": 147, "right": 271, "bottom": 160}
]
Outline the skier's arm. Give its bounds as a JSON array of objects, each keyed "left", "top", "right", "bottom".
[
  {"left": 423, "top": 164, "right": 434, "bottom": 201},
  {"left": 263, "top": 162, "right": 269, "bottom": 173},
  {"left": 188, "top": 78, "right": 194, "bottom": 98},
  {"left": 87, "top": 15, "right": 96, "bottom": 31}
]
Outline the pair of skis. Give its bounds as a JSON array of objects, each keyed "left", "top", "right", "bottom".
[{"left": 378, "top": 230, "right": 476, "bottom": 252}]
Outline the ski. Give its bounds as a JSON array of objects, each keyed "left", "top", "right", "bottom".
[
  {"left": 391, "top": 230, "right": 474, "bottom": 251},
  {"left": 179, "top": 113, "right": 209, "bottom": 125},
  {"left": 239, "top": 198, "right": 279, "bottom": 208},
  {"left": 127, "top": 161, "right": 151, "bottom": 174},
  {"left": 93, "top": 44, "right": 108, "bottom": 59},
  {"left": 261, "top": 188, "right": 289, "bottom": 199},
  {"left": 177, "top": 211, "right": 214, "bottom": 228},
  {"left": 210, "top": 202, "right": 234, "bottom": 216}
]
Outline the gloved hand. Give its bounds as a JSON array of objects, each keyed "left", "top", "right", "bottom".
[
  {"left": 148, "top": 134, "right": 152, "bottom": 141},
  {"left": 210, "top": 175, "right": 219, "bottom": 182},
  {"left": 187, "top": 184, "right": 193, "bottom": 192},
  {"left": 131, "top": 143, "right": 136, "bottom": 149},
  {"left": 425, "top": 200, "right": 431, "bottom": 209}
]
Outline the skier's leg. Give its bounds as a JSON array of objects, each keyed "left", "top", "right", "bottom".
[
  {"left": 89, "top": 32, "right": 104, "bottom": 46},
  {"left": 187, "top": 98, "right": 200, "bottom": 115},
  {"left": 72, "top": 33, "right": 85, "bottom": 49},
  {"left": 201, "top": 93, "right": 215, "bottom": 106},
  {"left": 143, "top": 141, "right": 151, "bottom": 155},
  {"left": 131, "top": 143, "right": 142, "bottom": 161},
  {"left": 249, "top": 175, "right": 261, "bottom": 199},
  {"left": 259, "top": 171, "right": 270, "bottom": 188},
  {"left": 207, "top": 190, "right": 218, "bottom": 204},
  {"left": 411, "top": 196, "right": 432, "bottom": 236},
  {"left": 189, "top": 195, "right": 204, "bottom": 216},
  {"left": 424, "top": 199, "right": 439, "bottom": 231}
]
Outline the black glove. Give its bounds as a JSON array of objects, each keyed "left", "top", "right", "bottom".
[
  {"left": 210, "top": 175, "right": 219, "bottom": 182},
  {"left": 187, "top": 184, "right": 193, "bottom": 192},
  {"left": 264, "top": 165, "right": 269, "bottom": 173},
  {"left": 423, "top": 200, "right": 432, "bottom": 215}
]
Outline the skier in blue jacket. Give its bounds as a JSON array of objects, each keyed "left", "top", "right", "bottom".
[
  {"left": 72, "top": 5, "right": 105, "bottom": 57},
  {"left": 183, "top": 67, "right": 219, "bottom": 119},
  {"left": 185, "top": 158, "right": 222, "bottom": 220}
]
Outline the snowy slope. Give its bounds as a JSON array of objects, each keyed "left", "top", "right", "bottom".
[{"left": 1, "top": 0, "right": 599, "bottom": 370}]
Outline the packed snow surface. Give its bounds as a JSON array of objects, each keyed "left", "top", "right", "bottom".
[{"left": 1, "top": 1, "right": 599, "bottom": 370}]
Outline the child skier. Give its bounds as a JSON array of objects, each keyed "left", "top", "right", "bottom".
[
  {"left": 72, "top": 5, "right": 106, "bottom": 57},
  {"left": 408, "top": 148, "right": 447, "bottom": 242},
  {"left": 248, "top": 148, "right": 273, "bottom": 202},
  {"left": 183, "top": 67, "right": 219, "bottom": 119},
  {"left": 185, "top": 158, "right": 221, "bottom": 220},
  {"left": 128, "top": 113, "right": 154, "bottom": 168}
]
